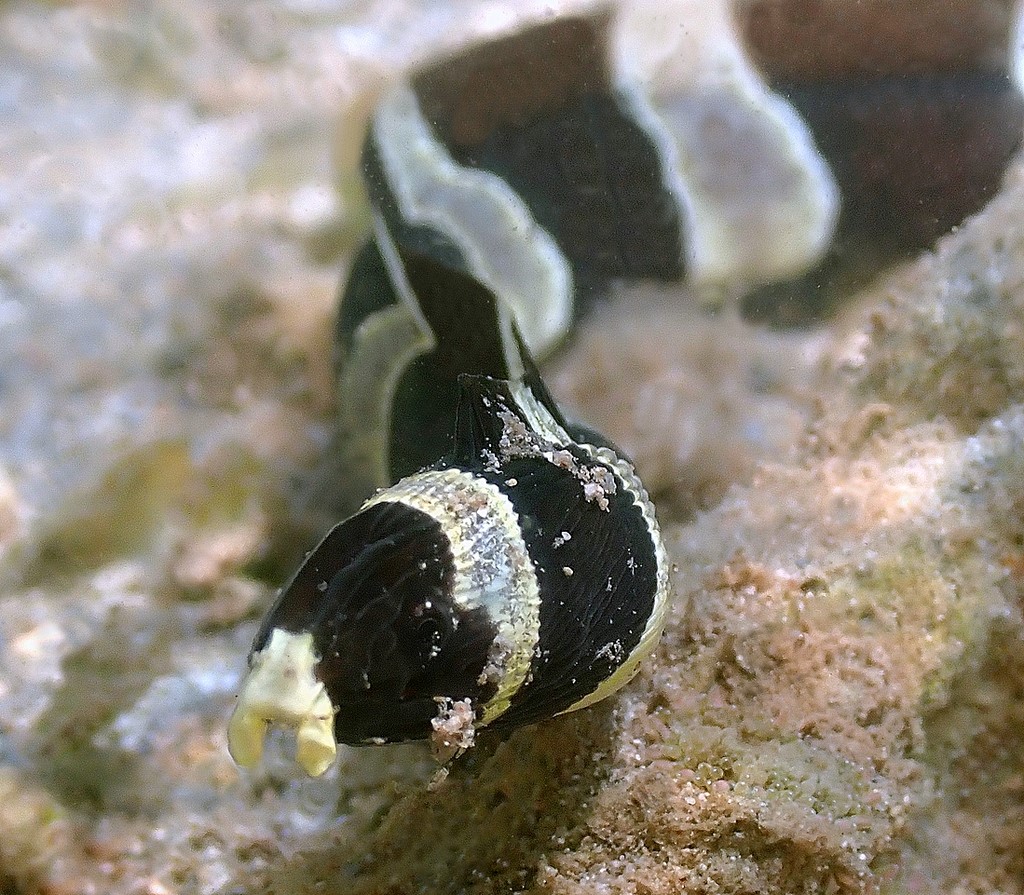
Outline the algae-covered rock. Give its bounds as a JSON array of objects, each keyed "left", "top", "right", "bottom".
[{"left": 1, "top": 0, "right": 1023, "bottom": 893}]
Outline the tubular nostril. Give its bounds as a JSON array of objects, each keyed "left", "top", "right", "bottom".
[{"left": 228, "top": 628, "right": 337, "bottom": 777}]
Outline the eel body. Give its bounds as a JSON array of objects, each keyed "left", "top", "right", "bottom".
[{"left": 229, "top": 2, "right": 1024, "bottom": 776}]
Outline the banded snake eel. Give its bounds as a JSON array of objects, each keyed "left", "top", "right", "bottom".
[{"left": 228, "top": 2, "right": 1024, "bottom": 776}]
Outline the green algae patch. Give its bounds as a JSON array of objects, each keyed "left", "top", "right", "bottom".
[
  {"left": 24, "top": 440, "right": 197, "bottom": 580},
  {"left": 9, "top": 435, "right": 283, "bottom": 596},
  {"left": 30, "top": 604, "right": 180, "bottom": 813},
  {"left": 820, "top": 546, "right": 999, "bottom": 714},
  {"left": 0, "top": 768, "right": 75, "bottom": 895}
]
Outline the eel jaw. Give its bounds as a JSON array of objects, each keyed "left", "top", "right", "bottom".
[{"left": 227, "top": 628, "right": 338, "bottom": 777}]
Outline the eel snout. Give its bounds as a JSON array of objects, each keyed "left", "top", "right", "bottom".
[{"left": 227, "top": 628, "right": 337, "bottom": 777}]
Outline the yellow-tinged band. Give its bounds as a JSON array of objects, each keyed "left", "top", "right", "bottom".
[
  {"left": 556, "top": 443, "right": 673, "bottom": 716},
  {"left": 364, "top": 468, "right": 541, "bottom": 726}
]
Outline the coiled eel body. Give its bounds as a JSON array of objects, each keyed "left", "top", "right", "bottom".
[{"left": 229, "top": 3, "right": 1024, "bottom": 776}]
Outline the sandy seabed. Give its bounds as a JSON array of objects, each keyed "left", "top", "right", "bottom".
[{"left": 1, "top": 1, "right": 1023, "bottom": 893}]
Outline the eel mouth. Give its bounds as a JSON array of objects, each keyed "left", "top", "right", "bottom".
[{"left": 227, "top": 628, "right": 338, "bottom": 777}]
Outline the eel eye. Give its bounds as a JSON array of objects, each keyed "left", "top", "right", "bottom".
[{"left": 415, "top": 616, "right": 444, "bottom": 659}]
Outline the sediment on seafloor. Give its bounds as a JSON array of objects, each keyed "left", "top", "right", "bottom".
[{"left": 1, "top": 1, "right": 1022, "bottom": 893}]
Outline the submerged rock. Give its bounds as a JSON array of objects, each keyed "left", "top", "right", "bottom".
[{"left": 1, "top": 1, "right": 1022, "bottom": 894}]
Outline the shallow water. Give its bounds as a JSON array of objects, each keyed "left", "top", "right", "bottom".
[{"left": 2, "top": 2, "right": 1023, "bottom": 893}]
